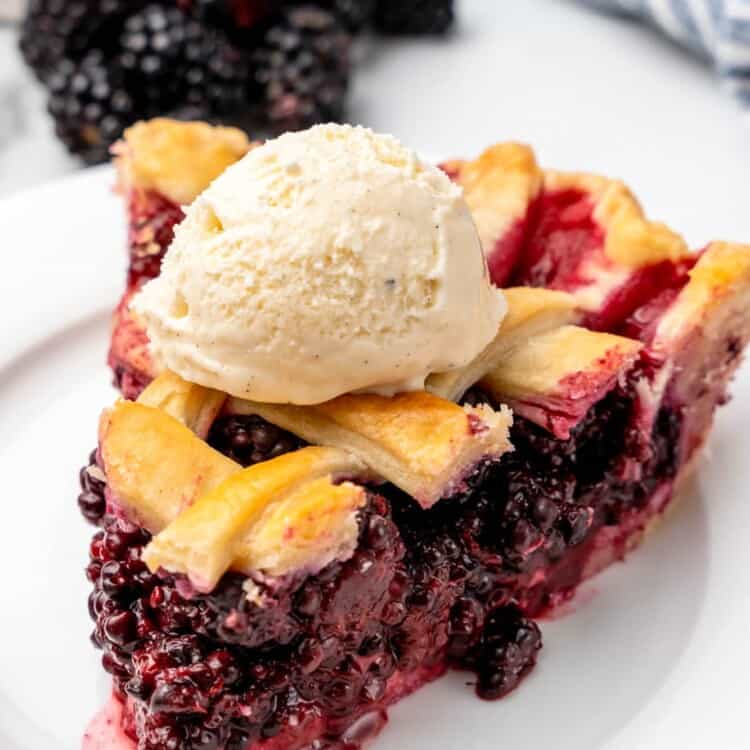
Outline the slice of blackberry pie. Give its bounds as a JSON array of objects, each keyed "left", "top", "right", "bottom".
[{"left": 79, "top": 120, "right": 750, "bottom": 750}]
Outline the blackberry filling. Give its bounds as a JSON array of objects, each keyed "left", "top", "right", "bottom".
[
  {"left": 111, "top": 363, "right": 153, "bottom": 403},
  {"left": 108, "top": 188, "right": 187, "bottom": 401},
  {"left": 511, "top": 189, "right": 603, "bottom": 291},
  {"left": 506, "top": 188, "right": 695, "bottom": 332},
  {"left": 127, "top": 190, "right": 185, "bottom": 288},
  {"left": 207, "top": 414, "right": 305, "bottom": 467},
  {"left": 80, "top": 369, "right": 680, "bottom": 749},
  {"left": 78, "top": 449, "right": 107, "bottom": 524}
]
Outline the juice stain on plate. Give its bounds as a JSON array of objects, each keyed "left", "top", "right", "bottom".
[{"left": 82, "top": 694, "right": 134, "bottom": 750}]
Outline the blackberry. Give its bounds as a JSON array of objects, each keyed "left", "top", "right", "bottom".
[
  {"left": 207, "top": 414, "right": 305, "bottom": 466},
  {"left": 374, "top": 0, "right": 454, "bottom": 35},
  {"left": 181, "top": 28, "right": 254, "bottom": 117},
  {"left": 190, "top": 0, "right": 279, "bottom": 30},
  {"left": 474, "top": 606, "right": 542, "bottom": 700},
  {"left": 467, "top": 459, "right": 576, "bottom": 574},
  {"left": 254, "top": 5, "right": 351, "bottom": 133},
  {"left": 78, "top": 450, "right": 107, "bottom": 525},
  {"left": 322, "top": 0, "right": 376, "bottom": 31},
  {"left": 118, "top": 5, "right": 193, "bottom": 96},
  {"left": 119, "top": 3, "right": 253, "bottom": 120},
  {"left": 19, "top": 0, "right": 145, "bottom": 80},
  {"left": 86, "top": 502, "right": 405, "bottom": 746},
  {"left": 46, "top": 50, "right": 136, "bottom": 164},
  {"left": 558, "top": 504, "right": 594, "bottom": 545}
]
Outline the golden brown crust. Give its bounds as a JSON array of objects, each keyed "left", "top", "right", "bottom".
[
  {"left": 99, "top": 401, "right": 240, "bottom": 533},
  {"left": 143, "top": 446, "right": 367, "bottom": 591},
  {"left": 655, "top": 241, "right": 750, "bottom": 347},
  {"left": 137, "top": 370, "right": 226, "bottom": 438},
  {"left": 497, "top": 287, "right": 579, "bottom": 333},
  {"left": 482, "top": 325, "right": 642, "bottom": 400},
  {"left": 113, "top": 118, "right": 252, "bottom": 205},
  {"left": 228, "top": 391, "right": 513, "bottom": 508},
  {"left": 652, "top": 242, "right": 750, "bottom": 461},
  {"left": 234, "top": 476, "right": 365, "bottom": 580},
  {"left": 480, "top": 325, "right": 642, "bottom": 438},
  {"left": 427, "top": 287, "right": 578, "bottom": 401},
  {"left": 101, "top": 390, "right": 369, "bottom": 587},
  {"left": 446, "top": 143, "right": 542, "bottom": 255},
  {"left": 101, "top": 372, "right": 512, "bottom": 586},
  {"left": 449, "top": 150, "right": 686, "bottom": 270},
  {"left": 544, "top": 170, "right": 689, "bottom": 268}
]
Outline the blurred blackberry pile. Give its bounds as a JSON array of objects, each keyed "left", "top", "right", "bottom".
[{"left": 19, "top": 0, "right": 455, "bottom": 164}]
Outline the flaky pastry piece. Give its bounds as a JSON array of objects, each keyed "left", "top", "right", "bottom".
[
  {"left": 651, "top": 241, "right": 750, "bottom": 462},
  {"left": 100, "top": 396, "right": 368, "bottom": 589},
  {"left": 427, "top": 287, "right": 578, "bottom": 402},
  {"left": 99, "top": 400, "right": 239, "bottom": 533},
  {"left": 480, "top": 325, "right": 643, "bottom": 440},
  {"left": 228, "top": 391, "right": 513, "bottom": 508},
  {"left": 144, "top": 447, "right": 367, "bottom": 592},
  {"left": 654, "top": 241, "right": 750, "bottom": 352},
  {"left": 542, "top": 171, "right": 688, "bottom": 270},
  {"left": 113, "top": 118, "right": 252, "bottom": 206},
  {"left": 137, "top": 368, "right": 226, "bottom": 438}
]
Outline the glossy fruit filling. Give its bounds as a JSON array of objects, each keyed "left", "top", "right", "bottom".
[
  {"left": 126, "top": 190, "right": 185, "bottom": 288},
  {"left": 486, "top": 215, "right": 529, "bottom": 289},
  {"left": 589, "top": 257, "right": 695, "bottom": 334},
  {"left": 504, "top": 189, "right": 695, "bottom": 332},
  {"left": 108, "top": 289, "right": 156, "bottom": 400},
  {"left": 511, "top": 189, "right": 603, "bottom": 291},
  {"left": 108, "top": 190, "right": 185, "bottom": 396},
  {"left": 80, "top": 368, "right": 682, "bottom": 750},
  {"left": 616, "top": 257, "right": 697, "bottom": 343}
]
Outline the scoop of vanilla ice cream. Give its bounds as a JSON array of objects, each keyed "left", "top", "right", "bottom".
[{"left": 133, "top": 124, "right": 506, "bottom": 404}]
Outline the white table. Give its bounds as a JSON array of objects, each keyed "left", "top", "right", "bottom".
[{"left": 1, "top": 0, "right": 748, "bottom": 250}]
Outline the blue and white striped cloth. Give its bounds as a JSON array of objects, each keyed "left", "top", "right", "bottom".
[{"left": 581, "top": 0, "right": 750, "bottom": 106}]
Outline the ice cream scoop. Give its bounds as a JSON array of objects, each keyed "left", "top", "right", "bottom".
[{"left": 133, "top": 123, "right": 506, "bottom": 404}]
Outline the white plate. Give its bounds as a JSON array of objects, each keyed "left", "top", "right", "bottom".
[{"left": 0, "top": 162, "right": 749, "bottom": 750}]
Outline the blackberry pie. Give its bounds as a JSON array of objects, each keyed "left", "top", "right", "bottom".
[{"left": 81, "top": 119, "right": 750, "bottom": 750}]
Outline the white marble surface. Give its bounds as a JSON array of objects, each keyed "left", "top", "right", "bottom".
[{"left": 1, "top": 0, "right": 749, "bottom": 230}]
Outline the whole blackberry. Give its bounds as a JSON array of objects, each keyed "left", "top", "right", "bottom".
[
  {"left": 119, "top": 3, "right": 253, "bottom": 120},
  {"left": 78, "top": 450, "right": 107, "bottom": 525},
  {"left": 322, "top": 0, "right": 376, "bottom": 31},
  {"left": 254, "top": 5, "right": 351, "bottom": 133},
  {"left": 190, "top": 0, "right": 279, "bottom": 30},
  {"left": 208, "top": 414, "right": 305, "bottom": 466},
  {"left": 46, "top": 50, "right": 136, "bottom": 164},
  {"left": 119, "top": 5, "right": 193, "bottom": 94},
  {"left": 374, "top": 0, "right": 454, "bottom": 35},
  {"left": 19, "top": 0, "right": 146, "bottom": 80},
  {"left": 182, "top": 28, "right": 254, "bottom": 116},
  {"left": 474, "top": 606, "right": 542, "bottom": 700}
]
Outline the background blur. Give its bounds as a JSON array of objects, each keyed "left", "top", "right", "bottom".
[{"left": 1, "top": 0, "right": 748, "bottom": 251}]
